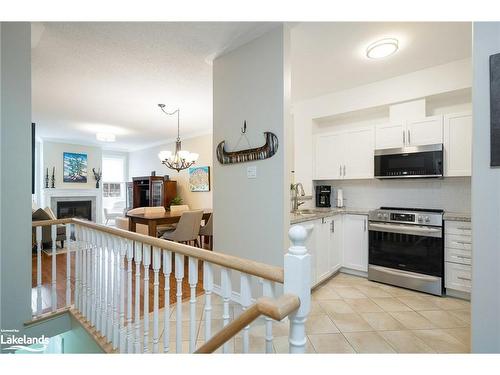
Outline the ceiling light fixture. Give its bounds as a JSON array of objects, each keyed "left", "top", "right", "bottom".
[
  {"left": 157, "top": 104, "right": 199, "bottom": 172},
  {"left": 96, "top": 132, "right": 116, "bottom": 142},
  {"left": 366, "top": 38, "right": 399, "bottom": 59}
]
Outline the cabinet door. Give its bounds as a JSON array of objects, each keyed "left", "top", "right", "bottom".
[
  {"left": 328, "top": 215, "right": 343, "bottom": 273},
  {"left": 316, "top": 219, "right": 331, "bottom": 283},
  {"left": 343, "top": 128, "right": 374, "bottom": 179},
  {"left": 342, "top": 214, "right": 368, "bottom": 272},
  {"left": 150, "top": 180, "right": 163, "bottom": 207},
  {"left": 314, "top": 133, "right": 344, "bottom": 180},
  {"left": 444, "top": 112, "right": 472, "bottom": 177},
  {"left": 406, "top": 115, "right": 443, "bottom": 146},
  {"left": 375, "top": 122, "right": 405, "bottom": 149}
]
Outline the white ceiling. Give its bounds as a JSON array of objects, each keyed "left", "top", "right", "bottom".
[
  {"left": 32, "top": 22, "right": 278, "bottom": 151},
  {"left": 291, "top": 22, "right": 472, "bottom": 102},
  {"left": 33, "top": 22, "right": 472, "bottom": 151}
]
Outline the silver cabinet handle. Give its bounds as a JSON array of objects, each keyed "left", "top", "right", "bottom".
[
  {"left": 452, "top": 240, "right": 471, "bottom": 245},
  {"left": 457, "top": 276, "right": 472, "bottom": 281},
  {"left": 454, "top": 255, "right": 471, "bottom": 260},
  {"left": 330, "top": 220, "right": 335, "bottom": 233},
  {"left": 364, "top": 219, "right": 367, "bottom": 232},
  {"left": 403, "top": 130, "right": 405, "bottom": 145},
  {"left": 339, "top": 165, "right": 342, "bottom": 177},
  {"left": 407, "top": 129, "right": 411, "bottom": 145},
  {"left": 343, "top": 165, "right": 346, "bottom": 177}
]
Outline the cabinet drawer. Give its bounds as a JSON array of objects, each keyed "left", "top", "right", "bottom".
[
  {"left": 445, "top": 234, "right": 472, "bottom": 251},
  {"left": 445, "top": 247, "right": 472, "bottom": 265},
  {"left": 445, "top": 221, "right": 471, "bottom": 236},
  {"left": 445, "top": 262, "right": 472, "bottom": 293}
]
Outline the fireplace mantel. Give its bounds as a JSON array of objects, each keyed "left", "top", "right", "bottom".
[{"left": 41, "top": 188, "right": 102, "bottom": 223}]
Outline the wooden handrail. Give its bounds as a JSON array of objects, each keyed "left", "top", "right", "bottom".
[
  {"left": 195, "top": 294, "right": 300, "bottom": 353},
  {"left": 31, "top": 218, "right": 284, "bottom": 283}
]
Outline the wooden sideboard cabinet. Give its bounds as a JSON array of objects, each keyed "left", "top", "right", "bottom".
[{"left": 126, "top": 176, "right": 177, "bottom": 210}]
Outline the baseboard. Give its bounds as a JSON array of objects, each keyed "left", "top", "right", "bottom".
[
  {"left": 445, "top": 288, "right": 471, "bottom": 300},
  {"left": 340, "top": 267, "right": 368, "bottom": 278}
]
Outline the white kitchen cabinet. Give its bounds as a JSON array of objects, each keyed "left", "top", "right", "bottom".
[
  {"left": 444, "top": 220, "right": 472, "bottom": 294},
  {"left": 444, "top": 112, "right": 472, "bottom": 177},
  {"left": 406, "top": 115, "right": 443, "bottom": 146},
  {"left": 342, "top": 214, "right": 368, "bottom": 272},
  {"left": 375, "top": 116, "right": 443, "bottom": 150},
  {"left": 314, "top": 133, "right": 343, "bottom": 180},
  {"left": 328, "top": 215, "right": 343, "bottom": 273},
  {"left": 313, "top": 126, "right": 374, "bottom": 180},
  {"left": 316, "top": 218, "right": 332, "bottom": 283},
  {"left": 375, "top": 122, "right": 405, "bottom": 149},
  {"left": 300, "top": 220, "right": 319, "bottom": 287}
]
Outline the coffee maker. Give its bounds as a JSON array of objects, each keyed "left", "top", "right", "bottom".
[{"left": 315, "top": 185, "right": 331, "bottom": 208}]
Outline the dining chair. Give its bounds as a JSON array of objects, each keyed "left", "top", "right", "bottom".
[
  {"left": 170, "top": 204, "right": 190, "bottom": 214},
  {"left": 161, "top": 210, "right": 204, "bottom": 247},
  {"left": 158, "top": 204, "right": 191, "bottom": 235},
  {"left": 199, "top": 213, "right": 213, "bottom": 250}
]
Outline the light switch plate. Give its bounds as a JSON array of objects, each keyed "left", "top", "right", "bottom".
[{"left": 247, "top": 166, "right": 257, "bottom": 179}]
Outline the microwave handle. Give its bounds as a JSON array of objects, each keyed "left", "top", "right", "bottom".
[{"left": 407, "top": 129, "right": 411, "bottom": 145}]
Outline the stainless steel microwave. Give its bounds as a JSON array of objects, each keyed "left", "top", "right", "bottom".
[{"left": 374, "top": 144, "right": 443, "bottom": 179}]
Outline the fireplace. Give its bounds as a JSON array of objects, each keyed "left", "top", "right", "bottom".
[{"left": 57, "top": 200, "right": 92, "bottom": 221}]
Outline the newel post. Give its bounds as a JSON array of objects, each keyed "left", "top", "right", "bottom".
[{"left": 284, "top": 225, "right": 311, "bottom": 354}]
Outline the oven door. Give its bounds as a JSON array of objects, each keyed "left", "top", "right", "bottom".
[
  {"left": 374, "top": 144, "right": 443, "bottom": 178},
  {"left": 368, "top": 222, "right": 443, "bottom": 277}
]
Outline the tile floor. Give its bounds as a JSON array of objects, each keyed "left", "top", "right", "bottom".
[{"left": 145, "top": 272, "right": 470, "bottom": 354}]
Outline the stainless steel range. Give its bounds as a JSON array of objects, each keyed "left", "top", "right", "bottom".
[{"left": 368, "top": 207, "right": 444, "bottom": 296}]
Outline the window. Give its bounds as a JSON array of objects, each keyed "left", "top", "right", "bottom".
[
  {"left": 102, "top": 155, "right": 126, "bottom": 199},
  {"left": 103, "top": 182, "right": 121, "bottom": 197}
]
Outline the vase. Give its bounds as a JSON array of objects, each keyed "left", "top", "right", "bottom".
[{"left": 96, "top": 181, "right": 100, "bottom": 188}]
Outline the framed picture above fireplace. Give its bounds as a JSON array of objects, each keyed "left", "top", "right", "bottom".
[{"left": 63, "top": 152, "right": 88, "bottom": 183}]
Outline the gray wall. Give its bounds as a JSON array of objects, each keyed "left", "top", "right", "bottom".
[
  {"left": 471, "top": 22, "right": 500, "bottom": 353},
  {"left": 0, "top": 23, "right": 32, "bottom": 336},
  {"left": 213, "top": 26, "right": 290, "bottom": 272}
]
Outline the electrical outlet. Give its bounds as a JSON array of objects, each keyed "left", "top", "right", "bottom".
[{"left": 247, "top": 166, "right": 257, "bottom": 179}]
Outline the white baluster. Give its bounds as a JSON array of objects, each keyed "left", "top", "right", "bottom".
[
  {"left": 74, "top": 225, "right": 80, "bottom": 311},
  {"left": 100, "top": 232, "right": 107, "bottom": 338},
  {"left": 134, "top": 242, "right": 143, "bottom": 353},
  {"left": 262, "top": 279, "right": 275, "bottom": 353},
  {"left": 86, "top": 228, "right": 92, "bottom": 320},
  {"left": 35, "top": 226, "right": 43, "bottom": 316},
  {"left": 221, "top": 268, "right": 232, "bottom": 353},
  {"left": 203, "top": 262, "right": 214, "bottom": 342},
  {"left": 51, "top": 224, "right": 57, "bottom": 312},
  {"left": 106, "top": 234, "right": 114, "bottom": 341},
  {"left": 175, "top": 253, "right": 184, "bottom": 353},
  {"left": 152, "top": 247, "right": 161, "bottom": 353},
  {"left": 113, "top": 236, "right": 120, "bottom": 348},
  {"left": 95, "top": 230, "right": 101, "bottom": 332},
  {"left": 119, "top": 238, "right": 127, "bottom": 353},
  {"left": 188, "top": 257, "right": 198, "bottom": 353},
  {"left": 142, "top": 244, "right": 151, "bottom": 353},
  {"left": 90, "top": 229, "right": 96, "bottom": 326},
  {"left": 285, "top": 225, "right": 311, "bottom": 353},
  {"left": 66, "top": 224, "right": 71, "bottom": 307},
  {"left": 162, "top": 250, "right": 172, "bottom": 353},
  {"left": 126, "top": 239, "right": 134, "bottom": 353},
  {"left": 240, "top": 274, "right": 252, "bottom": 353},
  {"left": 81, "top": 227, "right": 87, "bottom": 316}
]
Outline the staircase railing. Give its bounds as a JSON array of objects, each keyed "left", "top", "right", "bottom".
[{"left": 30, "top": 218, "right": 311, "bottom": 353}]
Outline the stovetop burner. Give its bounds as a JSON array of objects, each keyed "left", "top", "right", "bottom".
[{"left": 380, "top": 207, "right": 444, "bottom": 213}]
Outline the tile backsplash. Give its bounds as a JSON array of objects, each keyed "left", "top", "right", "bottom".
[{"left": 314, "top": 177, "right": 471, "bottom": 213}]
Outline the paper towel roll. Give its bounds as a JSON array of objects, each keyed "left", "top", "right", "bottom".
[{"left": 336, "top": 188, "right": 344, "bottom": 208}]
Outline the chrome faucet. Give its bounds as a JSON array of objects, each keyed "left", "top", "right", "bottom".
[{"left": 291, "top": 183, "right": 309, "bottom": 211}]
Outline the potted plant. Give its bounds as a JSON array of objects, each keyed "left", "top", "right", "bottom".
[{"left": 169, "top": 195, "right": 183, "bottom": 207}]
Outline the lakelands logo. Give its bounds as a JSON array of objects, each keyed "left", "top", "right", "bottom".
[{"left": 1, "top": 329, "right": 49, "bottom": 352}]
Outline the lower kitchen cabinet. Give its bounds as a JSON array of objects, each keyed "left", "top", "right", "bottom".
[
  {"left": 444, "top": 220, "right": 472, "bottom": 294},
  {"left": 342, "top": 214, "right": 369, "bottom": 273}
]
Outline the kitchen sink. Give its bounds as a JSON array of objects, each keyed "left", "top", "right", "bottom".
[{"left": 293, "top": 209, "right": 319, "bottom": 216}]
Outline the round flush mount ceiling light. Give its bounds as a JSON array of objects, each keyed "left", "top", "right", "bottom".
[
  {"left": 366, "top": 38, "right": 399, "bottom": 59},
  {"left": 96, "top": 132, "right": 116, "bottom": 142}
]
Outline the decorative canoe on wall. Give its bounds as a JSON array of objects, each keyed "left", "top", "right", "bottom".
[{"left": 216, "top": 131, "right": 279, "bottom": 165}]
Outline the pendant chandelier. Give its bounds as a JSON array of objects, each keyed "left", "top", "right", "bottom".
[{"left": 157, "top": 104, "right": 199, "bottom": 172}]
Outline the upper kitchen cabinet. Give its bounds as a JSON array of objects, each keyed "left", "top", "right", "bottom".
[
  {"left": 313, "top": 126, "right": 374, "bottom": 180},
  {"left": 406, "top": 115, "right": 444, "bottom": 146},
  {"left": 375, "top": 122, "right": 405, "bottom": 149},
  {"left": 375, "top": 115, "right": 444, "bottom": 150},
  {"left": 444, "top": 112, "right": 472, "bottom": 177}
]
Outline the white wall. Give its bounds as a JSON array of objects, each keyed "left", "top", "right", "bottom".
[
  {"left": 293, "top": 59, "right": 473, "bottom": 196},
  {"left": 128, "top": 133, "right": 213, "bottom": 209},
  {"left": 42, "top": 140, "right": 102, "bottom": 190},
  {"left": 213, "top": 26, "right": 290, "bottom": 269},
  {"left": 316, "top": 177, "right": 471, "bottom": 213},
  {"left": 0, "top": 22, "right": 32, "bottom": 337},
  {"left": 471, "top": 22, "right": 500, "bottom": 353}
]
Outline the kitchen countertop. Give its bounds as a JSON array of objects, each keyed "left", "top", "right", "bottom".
[
  {"left": 443, "top": 212, "right": 471, "bottom": 222},
  {"left": 290, "top": 207, "right": 372, "bottom": 225}
]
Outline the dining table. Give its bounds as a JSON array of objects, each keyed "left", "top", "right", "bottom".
[{"left": 126, "top": 209, "right": 212, "bottom": 237}]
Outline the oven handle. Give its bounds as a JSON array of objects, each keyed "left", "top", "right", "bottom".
[{"left": 368, "top": 222, "right": 442, "bottom": 238}]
